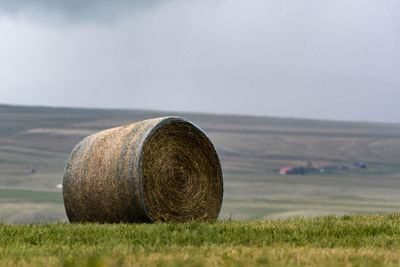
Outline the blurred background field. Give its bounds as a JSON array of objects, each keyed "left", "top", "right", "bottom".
[{"left": 1, "top": 104, "right": 400, "bottom": 223}]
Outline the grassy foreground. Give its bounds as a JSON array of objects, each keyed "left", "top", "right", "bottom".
[{"left": 2, "top": 215, "right": 400, "bottom": 266}]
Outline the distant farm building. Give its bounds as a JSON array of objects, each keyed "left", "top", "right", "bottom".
[
  {"left": 27, "top": 168, "right": 36, "bottom": 174},
  {"left": 354, "top": 162, "right": 367, "bottom": 169},
  {"left": 279, "top": 167, "right": 293, "bottom": 175},
  {"left": 280, "top": 161, "right": 366, "bottom": 175}
]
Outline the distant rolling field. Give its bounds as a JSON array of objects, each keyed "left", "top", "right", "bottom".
[{"left": 1, "top": 104, "right": 400, "bottom": 223}]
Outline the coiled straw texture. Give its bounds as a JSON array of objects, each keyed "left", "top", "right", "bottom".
[{"left": 63, "top": 117, "right": 223, "bottom": 223}]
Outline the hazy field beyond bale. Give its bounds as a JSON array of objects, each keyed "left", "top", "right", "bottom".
[
  {"left": 63, "top": 117, "right": 223, "bottom": 223},
  {"left": 2, "top": 104, "right": 400, "bottom": 223}
]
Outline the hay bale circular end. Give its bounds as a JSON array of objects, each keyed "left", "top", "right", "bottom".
[
  {"left": 141, "top": 120, "right": 223, "bottom": 222},
  {"left": 62, "top": 117, "right": 223, "bottom": 223}
]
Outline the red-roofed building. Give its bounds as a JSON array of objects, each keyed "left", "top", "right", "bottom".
[{"left": 279, "top": 167, "right": 293, "bottom": 175}]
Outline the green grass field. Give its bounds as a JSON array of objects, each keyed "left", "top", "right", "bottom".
[{"left": 2, "top": 214, "right": 400, "bottom": 266}]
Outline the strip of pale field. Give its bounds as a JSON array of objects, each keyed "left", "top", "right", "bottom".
[
  {"left": 0, "top": 202, "right": 66, "bottom": 224},
  {"left": 22, "top": 128, "right": 95, "bottom": 136}
]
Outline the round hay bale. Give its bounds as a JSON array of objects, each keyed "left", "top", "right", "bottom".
[{"left": 62, "top": 116, "right": 223, "bottom": 223}]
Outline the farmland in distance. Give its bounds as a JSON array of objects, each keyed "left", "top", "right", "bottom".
[{"left": 1, "top": 104, "right": 400, "bottom": 223}]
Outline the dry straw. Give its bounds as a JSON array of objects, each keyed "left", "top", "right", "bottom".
[{"left": 63, "top": 117, "right": 223, "bottom": 223}]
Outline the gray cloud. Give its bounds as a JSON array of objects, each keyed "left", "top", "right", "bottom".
[
  {"left": 0, "top": 0, "right": 164, "bottom": 23},
  {"left": 0, "top": 0, "right": 399, "bottom": 122}
]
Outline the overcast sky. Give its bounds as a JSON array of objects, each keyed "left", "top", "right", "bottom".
[{"left": 0, "top": 0, "right": 399, "bottom": 122}]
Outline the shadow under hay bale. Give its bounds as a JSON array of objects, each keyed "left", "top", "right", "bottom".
[{"left": 62, "top": 117, "right": 223, "bottom": 223}]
